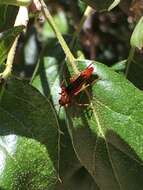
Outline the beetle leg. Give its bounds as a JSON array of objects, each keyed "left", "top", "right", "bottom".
[{"left": 74, "top": 84, "right": 90, "bottom": 96}]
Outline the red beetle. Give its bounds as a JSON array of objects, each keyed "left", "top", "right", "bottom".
[{"left": 59, "top": 64, "right": 94, "bottom": 106}]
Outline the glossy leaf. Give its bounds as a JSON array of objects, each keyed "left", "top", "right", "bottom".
[
  {"left": 0, "top": 137, "right": 56, "bottom": 190},
  {"left": 32, "top": 42, "right": 99, "bottom": 189},
  {"left": 32, "top": 42, "right": 85, "bottom": 182},
  {"left": 0, "top": 26, "right": 24, "bottom": 65},
  {"left": 66, "top": 59, "right": 143, "bottom": 190},
  {"left": 0, "top": 78, "right": 60, "bottom": 189}
]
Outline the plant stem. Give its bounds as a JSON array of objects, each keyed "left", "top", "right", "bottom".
[
  {"left": 40, "top": 0, "right": 78, "bottom": 73},
  {"left": 31, "top": 3, "right": 92, "bottom": 82},
  {"left": 30, "top": 49, "right": 43, "bottom": 84},
  {"left": 0, "top": 6, "right": 28, "bottom": 81},
  {"left": 70, "top": 6, "right": 92, "bottom": 49},
  {"left": 0, "top": 0, "right": 32, "bottom": 6},
  {"left": 125, "top": 47, "right": 135, "bottom": 77},
  {"left": 0, "top": 37, "right": 19, "bottom": 80}
]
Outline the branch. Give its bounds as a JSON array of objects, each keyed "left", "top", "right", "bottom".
[
  {"left": 39, "top": 0, "right": 78, "bottom": 73},
  {"left": 125, "top": 47, "right": 135, "bottom": 77}
]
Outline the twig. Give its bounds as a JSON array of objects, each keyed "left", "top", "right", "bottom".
[
  {"left": 0, "top": 38, "right": 19, "bottom": 80},
  {"left": 125, "top": 47, "right": 135, "bottom": 77},
  {"left": 0, "top": 0, "right": 32, "bottom": 6},
  {"left": 39, "top": 0, "right": 78, "bottom": 74},
  {"left": 31, "top": 3, "right": 93, "bottom": 82},
  {"left": 70, "top": 6, "right": 93, "bottom": 49}
]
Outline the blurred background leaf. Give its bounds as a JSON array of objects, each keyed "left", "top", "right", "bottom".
[
  {"left": 130, "top": 16, "right": 143, "bottom": 49},
  {"left": 0, "top": 5, "right": 18, "bottom": 31},
  {"left": 80, "top": 0, "right": 120, "bottom": 11},
  {"left": 0, "top": 26, "right": 24, "bottom": 66},
  {"left": 126, "top": 50, "right": 143, "bottom": 89}
]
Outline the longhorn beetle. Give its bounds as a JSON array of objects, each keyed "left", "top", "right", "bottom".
[{"left": 59, "top": 64, "right": 94, "bottom": 107}]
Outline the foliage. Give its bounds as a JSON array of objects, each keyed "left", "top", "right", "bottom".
[{"left": 0, "top": 0, "right": 143, "bottom": 190}]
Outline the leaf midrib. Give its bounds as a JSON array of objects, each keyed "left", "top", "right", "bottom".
[{"left": 91, "top": 102, "right": 123, "bottom": 190}]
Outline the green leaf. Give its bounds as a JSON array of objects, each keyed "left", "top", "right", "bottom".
[
  {"left": 32, "top": 42, "right": 100, "bottom": 189},
  {"left": 32, "top": 42, "right": 83, "bottom": 182},
  {"left": 43, "top": 10, "right": 68, "bottom": 39},
  {"left": 81, "top": 0, "right": 120, "bottom": 11},
  {"left": 66, "top": 167, "right": 100, "bottom": 190},
  {"left": 0, "top": 5, "right": 18, "bottom": 31},
  {"left": 66, "top": 59, "right": 143, "bottom": 189},
  {"left": 0, "top": 78, "right": 60, "bottom": 189},
  {"left": 111, "top": 60, "right": 126, "bottom": 72},
  {"left": 130, "top": 16, "right": 143, "bottom": 49},
  {"left": 0, "top": 26, "right": 24, "bottom": 65},
  {"left": 0, "top": 137, "right": 56, "bottom": 190},
  {"left": 78, "top": 0, "right": 87, "bottom": 13}
]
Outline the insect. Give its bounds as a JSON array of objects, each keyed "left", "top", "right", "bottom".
[
  {"left": 57, "top": 64, "right": 94, "bottom": 182},
  {"left": 59, "top": 64, "right": 94, "bottom": 106}
]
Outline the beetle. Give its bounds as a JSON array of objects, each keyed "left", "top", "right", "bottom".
[
  {"left": 59, "top": 64, "right": 94, "bottom": 106},
  {"left": 58, "top": 64, "right": 94, "bottom": 182}
]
